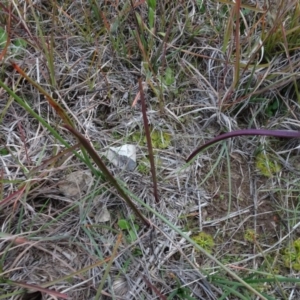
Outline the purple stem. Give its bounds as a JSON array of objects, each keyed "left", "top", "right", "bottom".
[{"left": 186, "top": 129, "right": 300, "bottom": 162}]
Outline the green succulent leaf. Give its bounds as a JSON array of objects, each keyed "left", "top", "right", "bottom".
[{"left": 118, "top": 219, "right": 130, "bottom": 230}]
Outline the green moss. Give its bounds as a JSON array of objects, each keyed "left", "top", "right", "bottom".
[
  {"left": 282, "top": 239, "right": 300, "bottom": 271},
  {"left": 255, "top": 152, "right": 281, "bottom": 177},
  {"left": 132, "top": 129, "right": 171, "bottom": 149},
  {"left": 244, "top": 229, "right": 258, "bottom": 243},
  {"left": 191, "top": 232, "right": 214, "bottom": 253}
]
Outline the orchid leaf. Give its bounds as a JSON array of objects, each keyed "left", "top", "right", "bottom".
[{"left": 187, "top": 129, "right": 300, "bottom": 162}]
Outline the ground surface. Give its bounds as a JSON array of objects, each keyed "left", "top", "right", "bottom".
[{"left": 1, "top": 1, "right": 300, "bottom": 299}]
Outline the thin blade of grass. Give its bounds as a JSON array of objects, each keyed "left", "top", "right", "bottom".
[
  {"left": 217, "top": 0, "right": 265, "bottom": 12},
  {"left": 6, "top": 281, "right": 68, "bottom": 299},
  {"left": 64, "top": 125, "right": 150, "bottom": 226},
  {"left": 94, "top": 233, "right": 122, "bottom": 300},
  {"left": 138, "top": 78, "right": 159, "bottom": 203},
  {"left": 130, "top": 0, "right": 148, "bottom": 62},
  {"left": 187, "top": 129, "right": 300, "bottom": 162},
  {"left": 222, "top": 6, "right": 234, "bottom": 53},
  {"left": 27, "top": 143, "right": 81, "bottom": 177},
  {"left": 233, "top": 0, "right": 241, "bottom": 88},
  {"left": 129, "top": 0, "right": 166, "bottom": 113},
  {"left": 216, "top": 283, "right": 249, "bottom": 300},
  {"left": 151, "top": 8, "right": 176, "bottom": 72},
  {"left": 143, "top": 275, "right": 167, "bottom": 300},
  {"left": 0, "top": 185, "right": 26, "bottom": 208},
  {"left": 212, "top": 274, "right": 300, "bottom": 285},
  {"left": 0, "top": 143, "right": 81, "bottom": 209},
  {"left": 0, "top": 4, "right": 11, "bottom": 61},
  {"left": 0, "top": 73, "right": 96, "bottom": 181},
  {"left": 0, "top": 80, "right": 94, "bottom": 173},
  {"left": 280, "top": 22, "right": 300, "bottom": 103},
  {"left": 39, "top": 245, "right": 127, "bottom": 290},
  {"left": 10, "top": 62, "right": 74, "bottom": 127}
]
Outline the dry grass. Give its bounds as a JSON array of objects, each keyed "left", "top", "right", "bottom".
[{"left": 1, "top": 0, "right": 300, "bottom": 299}]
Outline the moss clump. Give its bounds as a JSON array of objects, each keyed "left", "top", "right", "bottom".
[
  {"left": 244, "top": 229, "right": 258, "bottom": 243},
  {"left": 132, "top": 129, "right": 171, "bottom": 149},
  {"left": 282, "top": 239, "right": 300, "bottom": 271},
  {"left": 255, "top": 152, "right": 281, "bottom": 177},
  {"left": 191, "top": 232, "right": 214, "bottom": 253}
]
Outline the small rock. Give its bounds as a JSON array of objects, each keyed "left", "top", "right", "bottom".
[{"left": 103, "top": 144, "right": 136, "bottom": 171}]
